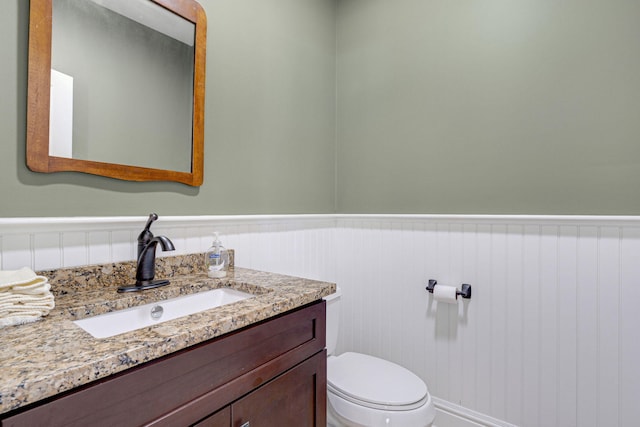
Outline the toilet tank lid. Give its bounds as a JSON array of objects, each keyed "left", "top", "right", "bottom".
[{"left": 328, "top": 352, "right": 428, "bottom": 407}]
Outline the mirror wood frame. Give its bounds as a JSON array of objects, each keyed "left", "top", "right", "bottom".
[{"left": 27, "top": 0, "right": 206, "bottom": 186}]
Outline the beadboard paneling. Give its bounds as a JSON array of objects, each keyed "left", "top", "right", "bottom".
[
  {"left": 334, "top": 217, "right": 640, "bottom": 427},
  {"left": 0, "top": 215, "right": 338, "bottom": 283}
]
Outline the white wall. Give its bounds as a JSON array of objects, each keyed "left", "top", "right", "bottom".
[
  {"left": 335, "top": 216, "right": 640, "bottom": 427},
  {"left": 1, "top": 214, "right": 639, "bottom": 427}
]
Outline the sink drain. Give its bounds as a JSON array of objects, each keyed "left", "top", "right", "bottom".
[{"left": 150, "top": 305, "right": 164, "bottom": 320}]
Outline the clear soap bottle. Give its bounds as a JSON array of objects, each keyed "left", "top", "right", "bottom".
[{"left": 206, "top": 232, "right": 229, "bottom": 278}]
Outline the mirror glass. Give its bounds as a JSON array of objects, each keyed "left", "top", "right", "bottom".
[
  {"left": 27, "top": 0, "right": 206, "bottom": 186},
  {"left": 51, "top": 0, "right": 195, "bottom": 172}
]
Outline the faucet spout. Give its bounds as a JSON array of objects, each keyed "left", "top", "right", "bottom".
[
  {"left": 134, "top": 235, "right": 175, "bottom": 285},
  {"left": 149, "top": 235, "right": 176, "bottom": 253},
  {"left": 117, "top": 214, "right": 175, "bottom": 293}
]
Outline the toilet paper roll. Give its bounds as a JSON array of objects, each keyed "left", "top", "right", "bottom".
[{"left": 433, "top": 285, "right": 458, "bottom": 303}]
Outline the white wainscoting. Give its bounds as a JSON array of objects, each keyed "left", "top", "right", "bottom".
[
  {"left": 0, "top": 215, "right": 337, "bottom": 282},
  {"left": 1, "top": 214, "right": 639, "bottom": 427},
  {"left": 335, "top": 215, "right": 640, "bottom": 427}
]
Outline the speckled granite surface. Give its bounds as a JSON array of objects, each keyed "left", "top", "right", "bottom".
[{"left": 0, "top": 254, "right": 335, "bottom": 415}]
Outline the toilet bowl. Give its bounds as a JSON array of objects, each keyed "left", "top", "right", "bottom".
[{"left": 324, "top": 289, "right": 436, "bottom": 427}]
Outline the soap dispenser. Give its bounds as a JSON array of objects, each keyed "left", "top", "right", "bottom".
[{"left": 206, "top": 232, "right": 229, "bottom": 278}]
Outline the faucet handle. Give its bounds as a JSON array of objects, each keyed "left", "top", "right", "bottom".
[
  {"left": 137, "top": 213, "right": 159, "bottom": 257},
  {"left": 143, "top": 213, "right": 158, "bottom": 233}
]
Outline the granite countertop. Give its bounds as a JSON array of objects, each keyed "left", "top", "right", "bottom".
[{"left": 0, "top": 254, "right": 335, "bottom": 415}]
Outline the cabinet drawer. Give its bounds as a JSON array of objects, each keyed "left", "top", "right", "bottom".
[{"left": 3, "top": 301, "right": 325, "bottom": 427}]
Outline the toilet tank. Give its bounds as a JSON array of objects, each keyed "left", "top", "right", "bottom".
[{"left": 323, "top": 287, "right": 341, "bottom": 356}]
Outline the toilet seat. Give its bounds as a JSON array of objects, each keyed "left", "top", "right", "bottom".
[{"left": 327, "top": 352, "right": 428, "bottom": 411}]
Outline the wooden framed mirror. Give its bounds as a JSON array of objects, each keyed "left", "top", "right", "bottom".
[{"left": 27, "top": 0, "right": 206, "bottom": 186}]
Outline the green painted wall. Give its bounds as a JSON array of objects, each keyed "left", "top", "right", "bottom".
[
  {"left": 0, "top": 0, "right": 336, "bottom": 217},
  {"left": 4, "top": 1, "right": 640, "bottom": 217},
  {"left": 337, "top": 0, "right": 640, "bottom": 214}
]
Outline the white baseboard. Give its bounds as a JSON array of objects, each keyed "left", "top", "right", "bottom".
[{"left": 433, "top": 398, "right": 518, "bottom": 427}]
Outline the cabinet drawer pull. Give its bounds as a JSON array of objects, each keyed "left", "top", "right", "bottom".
[{"left": 240, "top": 422, "right": 250, "bottom": 427}]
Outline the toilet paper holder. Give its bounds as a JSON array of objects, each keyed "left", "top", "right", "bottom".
[{"left": 426, "top": 279, "right": 472, "bottom": 299}]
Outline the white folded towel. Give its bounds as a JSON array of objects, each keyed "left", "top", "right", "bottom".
[
  {"left": 0, "top": 312, "right": 49, "bottom": 327},
  {"left": 0, "top": 267, "right": 55, "bottom": 328},
  {"left": 0, "top": 292, "right": 55, "bottom": 307},
  {"left": 0, "top": 304, "right": 54, "bottom": 315},
  {"left": 9, "top": 281, "right": 51, "bottom": 295},
  {"left": 0, "top": 267, "right": 45, "bottom": 288}
]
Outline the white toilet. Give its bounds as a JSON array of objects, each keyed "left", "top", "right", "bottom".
[{"left": 324, "top": 289, "right": 436, "bottom": 427}]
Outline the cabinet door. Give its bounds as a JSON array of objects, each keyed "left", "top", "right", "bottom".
[
  {"left": 193, "top": 406, "right": 230, "bottom": 427},
  {"left": 232, "top": 351, "right": 326, "bottom": 427}
]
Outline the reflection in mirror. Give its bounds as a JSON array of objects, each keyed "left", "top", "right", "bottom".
[
  {"left": 27, "top": 0, "right": 206, "bottom": 186},
  {"left": 51, "top": 0, "right": 195, "bottom": 172}
]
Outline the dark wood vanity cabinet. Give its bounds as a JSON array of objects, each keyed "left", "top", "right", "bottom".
[
  {"left": 195, "top": 351, "right": 325, "bottom": 427},
  {"left": 2, "top": 301, "right": 327, "bottom": 427}
]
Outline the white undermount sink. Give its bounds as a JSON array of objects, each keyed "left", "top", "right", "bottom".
[{"left": 74, "top": 288, "right": 254, "bottom": 339}]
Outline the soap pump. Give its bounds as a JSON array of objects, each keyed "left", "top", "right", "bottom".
[{"left": 206, "top": 232, "right": 229, "bottom": 278}]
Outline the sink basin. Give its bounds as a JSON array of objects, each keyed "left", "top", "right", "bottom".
[{"left": 74, "top": 288, "right": 254, "bottom": 338}]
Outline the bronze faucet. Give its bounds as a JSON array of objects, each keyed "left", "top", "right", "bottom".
[{"left": 117, "top": 213, "right": 175, "bottom": 293}]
